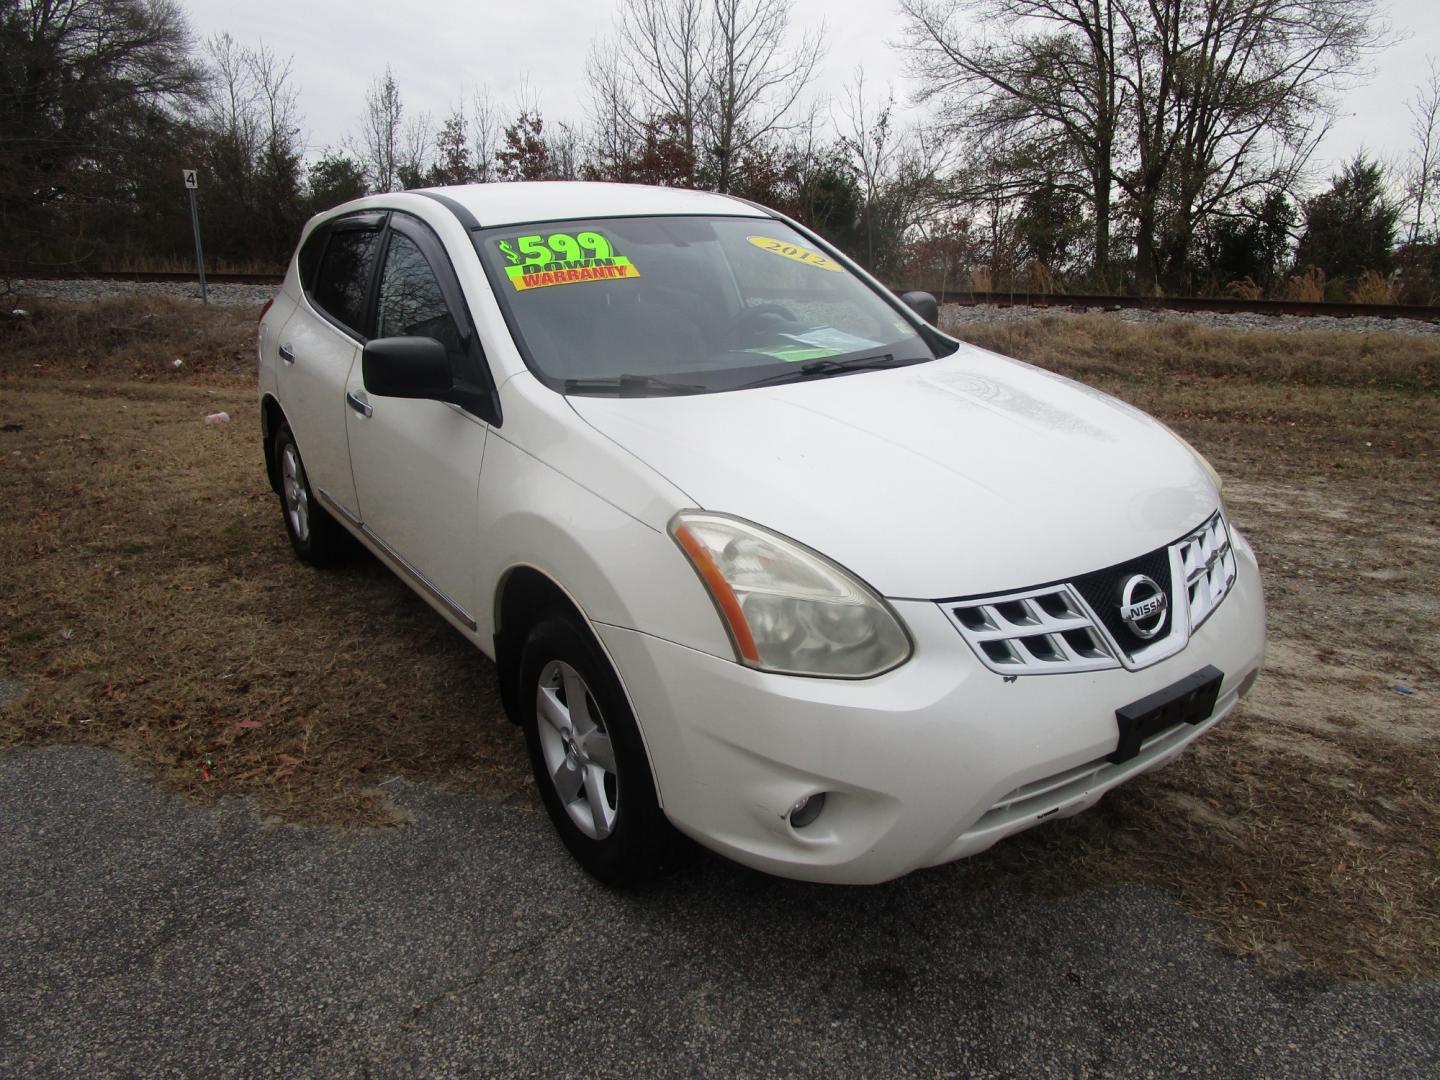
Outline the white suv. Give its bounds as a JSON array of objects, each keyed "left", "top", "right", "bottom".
[{"left": 257, "top": 182, "right": 1265, "bottom": 886}]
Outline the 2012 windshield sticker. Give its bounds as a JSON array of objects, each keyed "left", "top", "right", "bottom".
[
  {"left": 746, "top": 236, "right": 845, "bottom": 272},
  {"left": 497, "top": 232, "right": 640, "bottom": 291}
]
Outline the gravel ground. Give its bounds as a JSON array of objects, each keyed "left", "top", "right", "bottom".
[
  {"left": 3, "top": 746, "right": 1438, "bottom": 1079},
  {"left": 943, "top": 302, "right": 1440, "bottom": 336},
  {"left": 6, "top": 279, "right": 277, "bottom": 308}
]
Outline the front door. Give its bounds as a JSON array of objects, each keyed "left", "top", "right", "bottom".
[{"left": 344, "top": 216, "right": 492, "bottom": 631}]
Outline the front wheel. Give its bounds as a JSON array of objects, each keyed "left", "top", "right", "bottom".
[{"left": 519, "top": 613, "right": 678, "bottom": 886}]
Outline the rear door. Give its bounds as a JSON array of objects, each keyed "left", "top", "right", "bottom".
[
  {"left": 277, "top": 212, "right": 387, "bottom": 519},
  {"left": 343, "top": 212, "right": 495, "bottom": 631}
]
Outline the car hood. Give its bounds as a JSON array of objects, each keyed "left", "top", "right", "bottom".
[{"left": 567, "top": 345, "right": 1218, "bottom": 598}]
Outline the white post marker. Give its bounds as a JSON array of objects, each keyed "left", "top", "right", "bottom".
[{"left": 183, "top": 169, "right": 208, "bottom": 304}]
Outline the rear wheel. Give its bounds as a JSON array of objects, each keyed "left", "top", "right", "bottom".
[
  {"left": 519, "top": 613, "right": 676, "bottom": 886},
  {"left": 273, "top": 422, "right": 348, "bottom": 566}
]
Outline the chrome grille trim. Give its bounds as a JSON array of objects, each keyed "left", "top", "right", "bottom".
[
  {"left": 1178, "top": 511, "right": 1237, "bottom": 631},
  {"left": 942, "top": 510, "right": 1238, "bottom": 677},
  {"left": 943, "top": 584, "right": 1121, "bottom": 675}
]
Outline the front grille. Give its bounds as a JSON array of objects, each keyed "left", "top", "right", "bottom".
[
  {"left": 1072, "top": 547, "right": 1174, "bottom": 656},
  {"left": 1177, "top": 512, "right": 1236, "bottom": 630},
  {"left": 945, "top": 584, "right": 1120, "bottom": 675},
  {"left": 941, "top": 510, "right": 1238, "bottom": 676}
]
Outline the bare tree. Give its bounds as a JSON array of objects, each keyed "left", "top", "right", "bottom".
[
  {"left": 585, "top": 37, "right": 645, "bottom": 180},
  {"left": 0, "top": 0, "right": 204, "bottom": 262},
  {"left": 196, "top": 34, "right": 305, "bottom": 260},
  {"left": 353, "top": 67, "right": 404, "bottom": 193},
  {"left": 839, "top": 71, "right": 903, "bottom": 267},
  {"left": 835, "top": 70, "right": 959, "bottom": 272},
  {"left": 1118, "top": 0, "right": 1386, "bottom": 291},
  {"left": 618, "top": 0, "right": 710, "bottom": 179},
  {"left": 900, "top": 0, "right": 1125, "bottom": 279},
  {"left": 901, "top": 0, "right": 1388, "bottom": 291},
  {"left": 592, "top": 0, "right": 822, "bottom": 191},
  {"left": 202, "top": 34, "right": 262, "bottom": 159},
  {"left": 1403, "top": 59, "right": 1440, "bottom": 245},
  {"left": 548, "top": 121, "right": 585, "bottom": 180},
  {"left": 707, "top": 0, "right": 824, "bottom": 193},
  {"left": 471, "top": 89, "right": 501, "bottom": 183},
  {"left": 397, "top": 111, "right": 432, "bottom": 189}
]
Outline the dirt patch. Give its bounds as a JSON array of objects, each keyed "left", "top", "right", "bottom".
[{"left": 2, "top": 298, "right": 1438, "bottom": 981}]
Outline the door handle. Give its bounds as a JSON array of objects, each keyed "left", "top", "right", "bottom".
[
  {"left": 346, "top": 390, "right": 373, "bottom": 417},
  {"left": 278, "top": 342, "right": 295, "bottom": 363}
]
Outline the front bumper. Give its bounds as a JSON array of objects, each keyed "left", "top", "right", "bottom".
[{"left": 598, "top": 534, "right": 1265, "bottom": 884}]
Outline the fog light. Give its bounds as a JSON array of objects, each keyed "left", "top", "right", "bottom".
[{"left": 789, "top": 792, "right": 826, "bottom": 829}]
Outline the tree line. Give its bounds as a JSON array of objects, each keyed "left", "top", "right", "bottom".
[{"left": 2, "top": 0, "right": 1438, "bottom": 302}]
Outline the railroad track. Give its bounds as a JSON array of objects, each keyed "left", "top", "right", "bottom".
[
  {"left": 928, "top": 289, "right": 1440, "bottom": 322},
  {"left": 9, "top": 269, "right": 1439, "bottom": 321}
]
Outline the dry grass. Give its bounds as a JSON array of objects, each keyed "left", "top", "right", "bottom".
[
  {"left": 1284, "top": 266, "right": 1328, "bottom": 302},
  {"left": 1, "top": 295, "right": 259, "bottom": 381},
  {"left": 1025, "top": 260, "right": 1061, "bottom": 296},
  {"left": 956, "top": 312, "right": 1438, "bottom": 392},
  {"left": 1, "top": 297, "right": 529, "bottom": 827},
  {"left": 1349, "top": 269, "right": 1396, "bottom": 305},
  {"left": 3, "top": 295, "right": 1438, "bottom": 982},
  {"left": 1225, "top": 276, "right": 1265, "bottom": 301}
]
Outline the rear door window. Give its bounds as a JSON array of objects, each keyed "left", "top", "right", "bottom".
[{"left": 312, "top": 229, "right": 382, "bottom": 336}]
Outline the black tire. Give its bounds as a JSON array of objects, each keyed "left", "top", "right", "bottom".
[
  {"left": 519, "top": 612, "right": 678, "bottom": 886},
  {"left": 272, "top": 421, "right": 349, "bottom": 567}
]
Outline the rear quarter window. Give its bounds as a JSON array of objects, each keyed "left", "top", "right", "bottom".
[
  {"left": 312, "top": 229, "right": 381, "bottom": 336},
  {"left": 297, "top": 227, "right": 327, "bottom": 291}
]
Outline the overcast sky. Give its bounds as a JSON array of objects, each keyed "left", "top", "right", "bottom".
[{"left": 180, "top": 0, "right": 1439, "bottom": 187}]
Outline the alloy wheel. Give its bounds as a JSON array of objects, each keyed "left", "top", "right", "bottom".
[
  {"left": 281, "top": 442, "right": 310, "bottom": 543},
  {"left": 535, "top": 659, "right": 619, "bottom": 839}
]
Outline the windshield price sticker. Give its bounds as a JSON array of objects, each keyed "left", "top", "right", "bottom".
[
  {"left": 746, "top": 236, "right": 845, "bottom": 273},
  {"left": 497, "top": 232, "right": 640, "bottom": 291}
]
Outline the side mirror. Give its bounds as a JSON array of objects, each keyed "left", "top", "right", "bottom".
[
  {"left": 362, "top": 337, "right": 452, "bottom": 399},
  {"left": 900, "top": 290, "right": 940, "bottom": 327}
]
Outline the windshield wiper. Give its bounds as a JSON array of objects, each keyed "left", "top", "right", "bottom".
[
  {"left": 736, "top": 353, "right": 922, "bottom": 389},
  {"left": 562, "top": 374, "right": 707, "bottom": 397}
]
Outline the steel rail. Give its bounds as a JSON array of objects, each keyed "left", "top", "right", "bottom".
[
  {"left": 925, "top": 288, "right": 1440, "bottom": 322},
  {"left": 8, "top": 270, "right": 1439, "bottom": 321}
]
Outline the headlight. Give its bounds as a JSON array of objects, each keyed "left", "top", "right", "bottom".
[{"left": 669, "top": 512, "right": 912, "bottom": 678}]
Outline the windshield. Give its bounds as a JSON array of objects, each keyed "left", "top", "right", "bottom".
[{"left": 475, "top": 215, "right": 942, "bottom": 395}]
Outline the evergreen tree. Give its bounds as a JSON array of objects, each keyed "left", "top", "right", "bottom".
[{"left": 1294, "top": 157, "right": 1400, "bottom": 286}]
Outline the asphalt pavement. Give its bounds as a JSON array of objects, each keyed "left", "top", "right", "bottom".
[{"left": 3, "top": 746, "right": 1437, "bottom": 1078}]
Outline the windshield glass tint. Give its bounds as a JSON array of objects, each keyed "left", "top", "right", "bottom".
[{"left": 476, "top": 216, "right": 933, "bottom": 393}]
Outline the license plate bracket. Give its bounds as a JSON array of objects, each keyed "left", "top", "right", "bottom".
[{"left": 1109, "top": 665, "right": 1223, "bottom": 764}]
